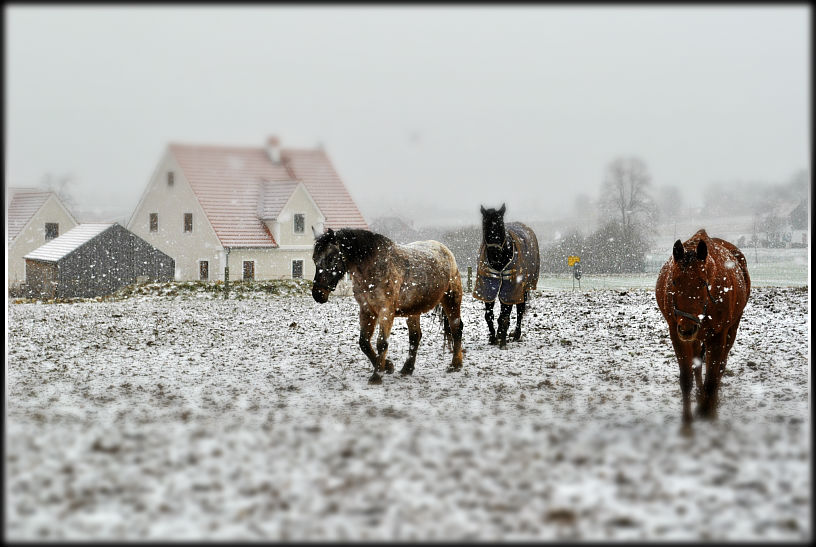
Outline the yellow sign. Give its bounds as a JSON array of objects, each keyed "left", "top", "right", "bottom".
[{"left": 568, "top": 255, "right": 581, "bottom": 267}]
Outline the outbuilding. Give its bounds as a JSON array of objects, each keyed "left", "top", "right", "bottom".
[{"left": 23, "top": 223, "right": 175, "bottom": 299}]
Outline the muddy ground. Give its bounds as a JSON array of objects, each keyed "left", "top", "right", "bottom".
[{"left": 5, "top": 286, "right": 811, "bottom": 540}]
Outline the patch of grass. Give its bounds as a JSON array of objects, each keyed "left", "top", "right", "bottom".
[{"left": 10, "top": 278, "right": 314, "bottom": 304}]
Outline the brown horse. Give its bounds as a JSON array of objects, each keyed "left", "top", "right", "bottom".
[
  {"left": 311, "top": 228, "right": 464, "bottom": 384},
  {"left": 655, "top": 229, "right": 751, "bottom": 429}
]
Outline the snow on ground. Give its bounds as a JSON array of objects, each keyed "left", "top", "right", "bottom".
[{"left": 5, "top": 285, "right": 811, "bottom": 541}]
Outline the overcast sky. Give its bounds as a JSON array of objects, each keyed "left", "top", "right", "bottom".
[{"left": 5, "top": 5, "right": 810, "bottom": 226}]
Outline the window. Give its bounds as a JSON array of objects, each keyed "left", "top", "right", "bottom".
[
  {"left": 243, "top": 261, "right": 255, "bottom": 280},
  {"left": 199, "top": 261, "right": 209, "bottom": 281},
  {"left": 167, "top": 171, "right": 174, "bottom": 186},
  {"left": 150, "top": 213, "right": 158, "bottom": 232},
  {"left": 45, "top": 223, "right": 59, "bottom": 241},
  {"left": 184, "top": 213, "right": 193, "bottom": 233},
  {"left": 292, "top": 259, "right": 304, "bottom": 279},
  {"left": 293, "top": 213, "right": 305, "bottom": 234}
]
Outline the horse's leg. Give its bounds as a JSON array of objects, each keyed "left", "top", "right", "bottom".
[
  {"left": 720, "top": 320, "right": 741, "bottom": 375},
  {"left": 669, "top": 330, "right": 697, "bottom": 432},
  {"left": 401, "top": 315, "right": 421, "bottom": 376},
  {"left": 441, "top": 290, "right": 464, "bottom": 372},
  {"left": 698, "top": 328, "right": 736, "bottom": 419},
  {"left": 359, "top": 310, "right": 381, "bottom": 384},
  {"left": 512, "top": 299, "right": 526, "bottom": 342},
  {"left": 485, "top": 301, "right": 497, "bottom": 345},
  {"left": 497, "top": 303, "right": 513, "bottom": 349},
  {"left": 694, "top": 343, "right": 705, "bottom": 393},
  {"left": 375, "top": 311, "right": 396, "bottom": 376}
]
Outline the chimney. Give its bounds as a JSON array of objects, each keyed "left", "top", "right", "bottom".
[{"left": 266, "top": 135, "right": 280, "bottom": 163}]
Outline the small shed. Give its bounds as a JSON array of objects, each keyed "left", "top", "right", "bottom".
[{"left": 24, "top": 223, "right": 175, "bottom": 299}]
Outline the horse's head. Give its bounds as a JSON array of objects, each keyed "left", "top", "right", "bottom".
[
  {"left": 311, "top": 228, "right": 347, "bottom": 303},
  {"left": 670, "top": 238, "right": 711, "bottom": 341},
  {"left": 480, "top": 203, "right": 506, "bottom": 246}
]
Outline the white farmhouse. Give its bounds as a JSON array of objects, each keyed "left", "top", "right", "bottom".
[
  {"left": 127, "top": 136, "right": 368, "bottom": 281},
  {"left": 7, "top": 188, "right": 78, "bottom": 289}
]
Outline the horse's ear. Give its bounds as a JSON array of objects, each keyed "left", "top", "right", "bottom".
[
  {"left": 326, "top": 227, "right": 334, "bottom": 239},
  {"left": 499, "top": 203, "right": 506, "bottom": 216},
  {"left": 311, "top": 225, "right": 321, "bottom": 240},
  {"left": 696, "top": 239, "right": 708, "bottom": 261},
  {"left": 672, "top": 240, "right": 684, "bottom": 263},
  {"left": 480, "top": 205, "right": 487, "bottom": 215}
]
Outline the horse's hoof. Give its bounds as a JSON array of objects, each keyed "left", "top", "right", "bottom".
[
  {"left": 446, "top": 365, "right": 462, "bottom": 373},
  {"left": 679, "top": 422, "right": 694, "bottom": 437},
  {"left": 488, "top": 337, "right": 498, "bottom": 346},
  {"left": 399, "top": 366, "right": 414, "bottom": 376},
  {"left": 368, "top": 373, "right": 382, "bottom": 385},
  {"left": 384, "top": 359, "right": 395, "bottom": 374},
  {"left": 499, "top": 342, "right": 508, "bottom": 350}
]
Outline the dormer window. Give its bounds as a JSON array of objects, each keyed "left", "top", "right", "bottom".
[
  {"left": 168, "top": 171, "right": 175, "bottom": 186},
  {"left": 294, "top": 213, "right": 305, "bottom": 234}
]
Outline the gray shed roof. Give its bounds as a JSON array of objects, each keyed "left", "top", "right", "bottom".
[{"left": 24, "top": 223, "right": 114, "bottom": 263}]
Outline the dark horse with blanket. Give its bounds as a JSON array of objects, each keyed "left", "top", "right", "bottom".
[
  {"left": 311, "top": 228, "right": 464, "bottom": 384},
  {"left": 473, "top": 204, "right": 540, "bottom": 348},
  {"left": 655, "top": 229, "right": 751, "bottom": 431}
]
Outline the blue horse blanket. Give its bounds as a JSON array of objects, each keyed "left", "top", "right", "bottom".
[{"left": 473, "top": 222, "right": 540, "bottom": 305}]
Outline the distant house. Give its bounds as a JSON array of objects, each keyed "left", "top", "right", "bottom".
[
  {"left": 24, "top": 223, "right": 174, "bottom": 299},
  {"left": 790, "top": 198, "right": 807, "bottom": 230},
  {"left": 6, "top": 188, "right": 78, "bottom": 289},
  {"left": 369, "top": 216, "right": 421, "bottom": 244},
  {"left": 126, "top": 136, "right": 368, "bottom": 282},
  {"left": 762, "top": 199, "right": 809, "bottom": 248}
]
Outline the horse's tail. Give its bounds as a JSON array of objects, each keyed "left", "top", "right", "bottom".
[{"left": 435, "top": 304, "right": 453, "bottom": 353}]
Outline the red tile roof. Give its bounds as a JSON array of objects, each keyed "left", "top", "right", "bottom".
[
  {"left": 282, "top": 148, "right": 369, "bottom": 231},
  {"left": 258, "top": 180, "right": 300, "bottom": 221},
  {"left": 169, "top": 141, "right": 368, "bottom": 248},
  {"left": 6, "top": 189, "right": 55, "bottom": 244}
]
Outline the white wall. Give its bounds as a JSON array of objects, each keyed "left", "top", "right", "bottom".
[
  {"left": 9, "top": 196, "right": 77, "bottom": 286},
  {"left": 275, "top": 184, "right": 324, "bottom": 247},
  {"left": 127, "top": 150, "right": 223, "bottom": 281},
  {"left": 226, "top": 248, "right": 316, "bottom": 281},
  {"left": 128, "top": 152, "right": 322, "bottom": 282}
]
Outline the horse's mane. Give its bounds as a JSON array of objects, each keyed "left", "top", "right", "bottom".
[{"left": 327, "top": 229, "right": 395, "bottom": 265}]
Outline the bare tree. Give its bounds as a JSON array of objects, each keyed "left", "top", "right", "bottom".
[
  {"left": 599, "top": 156, "right": 657, "bottom": 230},
  {"left": 572, "top": 192, "right": 595, "bottom": 235},
  {"left": 656, "top": 184, "right": 684, "bottom": 223},
  {"left": 39, "top": 172, "right": 77, "bottom": 211}
]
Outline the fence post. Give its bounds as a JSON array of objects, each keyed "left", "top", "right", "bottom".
[
  {"left": 224, "top": 247, "right": 230, "bottom": 298},
  {"left": 467, "top": 266, "right": 472, "bottom": 293}
]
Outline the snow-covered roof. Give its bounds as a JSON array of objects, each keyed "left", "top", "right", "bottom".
[
  {"left": 6, "top": 189, "right": 55, "bottom": 244},
  {"left": 168, "top": 140, "right": 368, "bottom": 248},
  {"left": 24, "top": 223, "right": 114, "bottom": 263}
]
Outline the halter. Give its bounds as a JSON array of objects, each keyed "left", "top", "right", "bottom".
[
  {"left": 482, "top": 235, "right": 516, "bottom": 278},
  {"left": 484, "top": 231, "right": 511, "bottom": 253},
  {"left": 673, "top": 277, "right": 716, "bottom": 326}
]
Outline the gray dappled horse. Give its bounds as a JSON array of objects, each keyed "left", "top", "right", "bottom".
[{"left": 312, "top": 228, "right": 464, "bottom": 384}]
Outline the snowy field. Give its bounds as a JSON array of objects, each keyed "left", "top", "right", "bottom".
[{"left": 5, "top": 283, "right": 811, "bottom": 541}]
